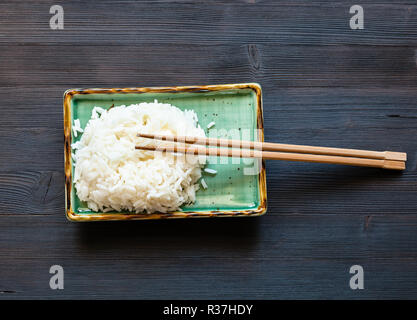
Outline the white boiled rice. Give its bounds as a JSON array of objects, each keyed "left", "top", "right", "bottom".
[
  {"left": 72, "top": 119, "right": 83, "bottom": 137},
  {"left": 72, "top": 101, "right": 206, "bottom": 213},
  {"left": 200, "top": 178, "right": 208, "bottom": 189},
  {"left": 204, "top": 168, "right": 217, "bottom": 175}
]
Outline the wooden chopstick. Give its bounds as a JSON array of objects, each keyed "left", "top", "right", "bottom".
[
  {"left": 137, "top": 133, "right": 406, "bottom": 162},
  {"left": 135, "top": 144, "right": 405, "bottom": 170}
]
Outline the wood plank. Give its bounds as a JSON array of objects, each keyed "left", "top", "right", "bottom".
[
  {"left": 0, "top": 171, "right": 64, "bottom": 215},
  {"left": 0, "top": 214, "right": 416, "bottom": 299},
  {"left": 0, "top": 129, "right": 63, "bottom": 171},
  {"left": 0, "top": 44, "right": 416, "bottom": 88},
  {"left": 0, "top": 1, "right": 416, "bottom": 46},
  {"left": 1, "top": 165, "right": 416, "bottom": 216},
  {"left": 1, "top": 85, "right": 416, "bottom": 171},
  {"left": 1, "top": 86, "right": 417, "bottom": 129}
]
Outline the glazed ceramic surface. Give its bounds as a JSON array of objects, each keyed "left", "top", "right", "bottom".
[{"left": 64, "top": 83, "right": 267, "bottom": 221}]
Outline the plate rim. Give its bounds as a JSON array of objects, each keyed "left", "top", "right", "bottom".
[{"left": 64, "top": 83, "right": 267, "bottom": 222}]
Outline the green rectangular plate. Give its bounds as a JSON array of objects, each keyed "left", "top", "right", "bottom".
[{"left": 64, "top": 83, "right": 267, "bottom": 221}]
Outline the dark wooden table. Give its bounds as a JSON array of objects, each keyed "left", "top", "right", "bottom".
[{"left": 0, "top": 0, "right": 416, "bottom": 299}]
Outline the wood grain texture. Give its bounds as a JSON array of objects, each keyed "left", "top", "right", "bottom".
[
  {"left": 0, "top": 0, "right": 416, "bottom": 299},
  {"left": 0, "top": 214, "right": 417, "bottom": 299},
  {"left": 0, "top": 44, "right": 416, "bottom": 88},
  {"left": 0, "top": 1, "right": 416, "bottom": 46}
]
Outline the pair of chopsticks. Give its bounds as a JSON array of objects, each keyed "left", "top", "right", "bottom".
[{"left": 135, "top": 133, "right": 406, "bottom": 170}]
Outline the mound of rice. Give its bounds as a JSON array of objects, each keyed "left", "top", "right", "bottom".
[{"left": 72, "top": 101, "right": 206, "bottom": 213}]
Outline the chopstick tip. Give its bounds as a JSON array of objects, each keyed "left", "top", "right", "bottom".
[
  {"left": 385, "top": 151, "right": 407, "bottom": 162},
  {"left": 383, "top": 160, "right": 406, "bottom": 170}
]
